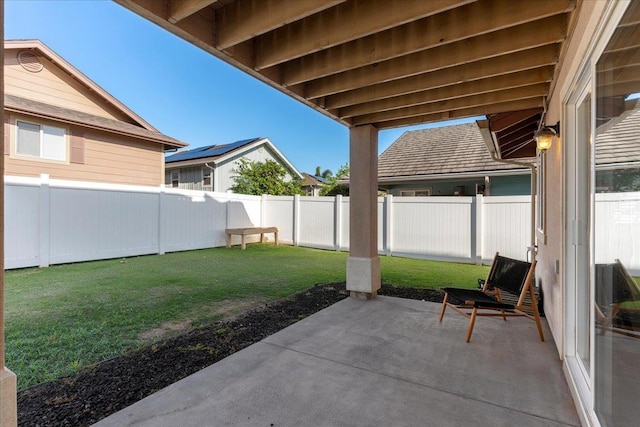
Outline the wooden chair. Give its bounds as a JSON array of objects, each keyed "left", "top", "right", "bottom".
[
  {"left": 439, "top": 252, "right": 543, "bottom": 343},
  {"left": 595, "top": 259, "right": 640, "bottom": 337}
]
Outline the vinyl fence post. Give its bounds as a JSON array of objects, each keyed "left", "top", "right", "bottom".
[
  {"left": 293, "top": 194, "right": 300, "bottom": 246},
  {"left": 261, "top": 194, "right": 267, "bottom": 227},
  {"left": 475, "top": 194, "right": 483, "bottom": 265},
  {"left": 384, "top": 194, "right": 393, "bottom": 255},
  {"left": 39, "top": 174, "right": 50, "bottom": 267},
  {"left": 158, "top": 186, "right": 165, "bottom": 255},
  {"left": 335, "top": 195, "right": 342, "bottom": 251}
]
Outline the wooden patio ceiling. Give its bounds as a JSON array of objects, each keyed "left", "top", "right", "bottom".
[{"left": 114, "top": 0, "right": 578, "bottom": 159}]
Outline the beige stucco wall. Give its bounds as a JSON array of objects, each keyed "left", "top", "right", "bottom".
[
  {"left": 5, "top": 113, "right": 165, "bottom": 186},
  {"left": 537, "top": 0, "right": 609, "bottom": 356}
]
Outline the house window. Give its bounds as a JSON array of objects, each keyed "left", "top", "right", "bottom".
[
  {"left": 399, "top": 188, "right": 431, "bottom": 196},
  {"left": 171, "top": 170, "right": 179, "bottom": 188},
  {"left": 16, "top": 120, "right": 66, "bottom": 161},
  {"left": 202, "top": 168, "right": 212, "bottom": 189}
]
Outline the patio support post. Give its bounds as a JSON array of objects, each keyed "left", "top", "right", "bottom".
[
  {"left": 1, "top": 0, "right": 19, "bottom": 422},
  {"left": 347, "top": 125, "right": 380, "bottom": 299}
]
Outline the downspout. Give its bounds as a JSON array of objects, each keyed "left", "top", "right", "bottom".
[
  {"left": 479, "top": 123, "right": 538, "bottom": 261},
  {"left": 204, "top": 162, "right": 215, "bottom": 192}
]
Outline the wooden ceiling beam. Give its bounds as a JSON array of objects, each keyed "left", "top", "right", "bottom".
[
  {"left": 304, "top": 15, "right": 566, "bottom": 98},
  {"left": 337, "top": 67, "right": 553, "bottom": 119},
  {"left": 324, "top": 45, "right": 559, "bottom": 109},
  {"left": 489, "top": 109, "right": 543, "bottom": 132},
  {"left": 215, "top": 0, "right": 345, "bottom": 49},
  {"left": 281, "top": 0, "right": 573, "bottom": 85},
  {"left": 168, "top": 0, "right": 218, "bottom": 24},
  {"left": 374, "top": 99, "right": 544, "bottom": 130},
  {"left": 253, "top": 0, "right": 473, "bottom": 70},
  {"left": 350, "top": 84, "right": 549, "bottom": 126}
]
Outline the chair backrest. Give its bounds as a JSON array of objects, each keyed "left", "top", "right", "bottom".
[
  {"left": 486, "top": 254, "right": 533, "bottom": 297},
  {"left": 596, "top": 259, "right": 640, "bottom": 306}
]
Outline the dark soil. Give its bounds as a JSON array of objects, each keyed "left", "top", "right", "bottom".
[{"left": 17, "top": 283, "right": 443, "bottom": 427}]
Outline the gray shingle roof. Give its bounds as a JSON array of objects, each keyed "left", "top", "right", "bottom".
[
  {"left": 4, "top": 94, "right": 186, "bottom": 149},
  {"left": 378, "top": 122, "right": 527, "bottom": 178},
  {"left": 165, "top": 138, "right": 260, "bottom": 163},
  {"left": 596, "top": 100, "right": 640, "bottom": 165}
]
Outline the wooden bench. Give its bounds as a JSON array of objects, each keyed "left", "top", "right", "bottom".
[{"left": 225, "top": 227, "right": 279, "bottom": 250}]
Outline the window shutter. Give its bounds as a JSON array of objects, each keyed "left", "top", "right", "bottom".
[
  {"left": 4, "top": 115, "right": 10, "bottom": 155},
  {"left": 70, "top": 130, "right": 85, "bottom": 164}
]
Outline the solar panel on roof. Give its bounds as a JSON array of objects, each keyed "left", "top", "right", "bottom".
[{"left": 166, "top": 138, "right": 260, "bottom": 163}]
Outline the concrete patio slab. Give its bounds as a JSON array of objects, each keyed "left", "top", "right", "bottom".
[{"left": 94, "top": 296, "right": 580, "bottom": 427}]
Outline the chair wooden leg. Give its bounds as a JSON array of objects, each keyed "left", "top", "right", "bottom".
[
  {"left": 529, "top": 287, "right": 545, "bottom": 341},
  {"left": 466, "top": 307, "right": 478, "bottom": 343},
  {"left": 439, "top": 293, "right": 449, "bottom": 322}
]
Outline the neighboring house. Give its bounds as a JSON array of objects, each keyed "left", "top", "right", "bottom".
[
  {"left": 165, "top": 137, "right": 302, "bottom": 192},
  {"left": 4, "top": 40, "right": 186, "bottom": 186},
  {"left": 378, "top": 122, "right": 532, "bottom": 196},
  {"left": 300, "top": 173, "right": 325, "bottom": 196},
  {"left": 595, "top": 98, "right": 640, "bottom": 193}
]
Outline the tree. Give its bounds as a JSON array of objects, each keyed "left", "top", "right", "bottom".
[
  {"left": 319, "top": 164, "right": 349, "bottom": 196},
  {"left": 231, "top": 159, "right": 304, "bottom": 196},
  {"left": 315, "top": 166, "right": 333, "bottom": 179}
]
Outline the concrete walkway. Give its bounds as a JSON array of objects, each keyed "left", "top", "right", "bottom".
[{"left": 94, "top": 296, "right": 580, "bottom": 427}]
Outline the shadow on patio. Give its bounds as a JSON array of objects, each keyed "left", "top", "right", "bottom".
[{"left": 94, "top": 296, "right": 579, "bottom": 427}]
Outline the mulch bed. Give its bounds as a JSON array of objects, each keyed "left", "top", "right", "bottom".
[{"left": 17, "top": 283, "right": 443, "bottom": 426}]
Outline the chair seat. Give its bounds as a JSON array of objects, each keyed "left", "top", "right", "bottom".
[{"left": 442, "top": 287, "right": 515, "bottom": 310}]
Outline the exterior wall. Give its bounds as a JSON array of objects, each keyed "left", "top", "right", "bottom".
[
  {"left": 535, "top": 0, "right": 608, "bottom": 356},
  {"left": 490, "top": 175, "right": 531, "bottom": 196},
  {"left": 386, "top": 174, "right": 531, "bottom": 197},
  {"left": 165, "top": 165, "right": 210, "bottom": 191},
  {"left": 216, "top": 144, "right": 297, "bottom": 192},
  {"left": 4, "top": 48, "right": 131, "bottom": 123},
  {"left": 5, "top": 113, "right": 165, "bottom": 186}
]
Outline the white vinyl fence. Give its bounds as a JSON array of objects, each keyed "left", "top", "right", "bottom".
[{"left": 6, "top": 175, "right": 640, "bottom": 273}]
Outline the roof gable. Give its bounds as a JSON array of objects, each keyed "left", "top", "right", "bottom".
[
  {"left": 4, "top": 39, "right": 158, "bottom": 132},
  {"left": 166, "top": 137, "right": 302, "bottom": 179},
  {"left": 378, "top": 122, "right": 528, "bottom": 179}
]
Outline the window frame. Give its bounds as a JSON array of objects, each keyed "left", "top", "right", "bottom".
[{"left": 14, "top": 119, "right": 68, "bottom": 163}]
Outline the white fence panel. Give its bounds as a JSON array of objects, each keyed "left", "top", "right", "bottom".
[
  {"left": 340, "top": 197, "right": 350, "bottom": 250},
  {"left": 264, "top": 196, "right": 295, "bottom": 244},
  {"left": 481, "top": 196, "right": 532, "bottom": 262},
  {"left": 48, "top": 185, "right": 160, "bottom": 265},
  {"left": 227, "top": 194, "right": 261, "bottom": 228},
  {"left": 5, "top": 178, "right": 41, "bottom": 269},
  {"left": 378, "top": 198, "right": 385, "bottom": 252},
  {"left": 298, "top": 197, "right": 336, "bottom": 249},
  {"left": 161, "top": 190, "right": 228, "bottom": 252},
  {"left": 595, "top": 192, "right": 640, "bottom": 273},
  {"left": 391, "top": 197, "right": 473, "bottom": 260}
]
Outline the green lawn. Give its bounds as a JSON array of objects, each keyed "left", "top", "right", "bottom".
[{"left": 5, "top": 245, "right": 488, "bottom": 389}]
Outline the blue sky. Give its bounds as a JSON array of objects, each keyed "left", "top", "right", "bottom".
[{"left": 6, "top": 0, "right": 480, "bottom": 175}]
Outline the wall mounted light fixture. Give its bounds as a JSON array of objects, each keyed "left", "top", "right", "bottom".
[{"left": 534, "top": 121, "right": 560, "bottom": 151}]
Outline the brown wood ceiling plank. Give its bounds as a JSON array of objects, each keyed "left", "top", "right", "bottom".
[
  {"left": 374, "top": 99, "right": 544, "bottom": 130},
  {"left": 337, "top": 67, "right": 554, "bottom": 119},
  {"left": 323, "top": 45, "right": 559, "bottom": 108},
  {"left": 351, "top": 84, "right": 549, "bottom": 126},
  {"left": 489, "top": 109, "right": 543, "bottom": 132},
  {"left": 304, "top": 15, "right": 566, "bottom": 98},
  {"left": 281, "top": 0, "right": 573, "bottom": 85},
  {"left": 169, "top": 0, "right": 218, "bottom": 23},
  {"left": 215, "top": 0, "right": 345, "bottom": 49},
  {"left": 253, "top": 0, "right": 473, "bottom": 70}
]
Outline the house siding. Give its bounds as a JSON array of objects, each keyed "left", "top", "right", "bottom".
[
  {"left": 5, "top": 114, "right": 165, "bottom": 186},
  {"left": 4, "top": 48, "right": 131, "bottom": 123}
]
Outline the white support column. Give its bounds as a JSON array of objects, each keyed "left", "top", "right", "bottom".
[
  {"left": 347, "top": 125, "right": 380, "bottom": 299},
  {"left": 1, "top": 2, "right": 19, "bottom": 421}
]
